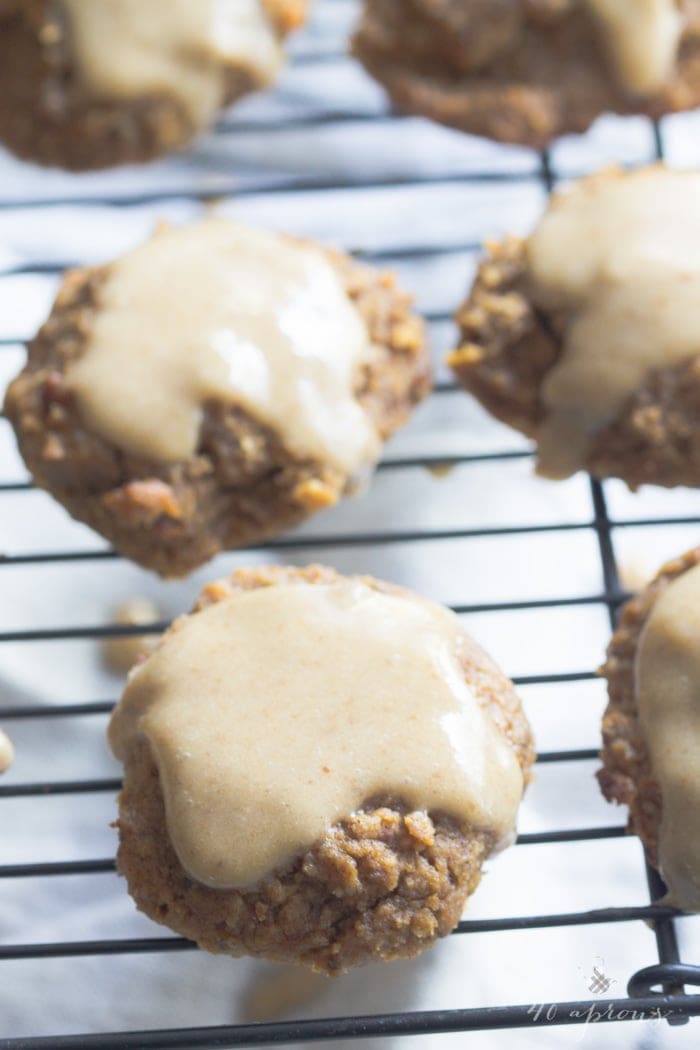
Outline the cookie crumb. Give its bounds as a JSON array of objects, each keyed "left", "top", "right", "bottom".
[
  {"left": 427, "top": 462, "right": 455, "bottom": 479},
  {"left": 241, "top": 965, "right": 326, "bottom": 1021},
  {"left": 102, "top": 598, "right": 161, "bottom": 674},
  {"left": 0, "top": 728, "right": 14, "bottom": 774},
  {"left": 292, "top": 477, "right": 339, "bottom": 510}
]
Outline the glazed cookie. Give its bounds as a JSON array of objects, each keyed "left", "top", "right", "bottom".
[
  {"left": 110, "top": 564, "right": 535, "bottom": 974},
  {"left": 599, "top": 547, "right": 700, "bottom": 908},
  {"left": 0, "top": 0, "right": 307, "bottom": 170},
  {"left": 450, "top": 166, "right": 700, "bottom": 489},
  {"left": 353, "top": 0, "right": 700, "bottom": 147},
  {"left": 4, "top": 218, "right": 430, "bottom": 577}
]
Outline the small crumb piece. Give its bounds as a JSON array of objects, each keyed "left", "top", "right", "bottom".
[
  {"left": 427, "top": 462, "right": 455, "bottom": 479},
  {"left": 447, "top": 343, "right": 484, "bottom": 369},
  {"left": 292, "top": 477, "right": 339, "bottom": 510},
  {"left": 0, "top": 728, "right": 14, "bottom": 774},
  {"left": 390, "top": 318, "right": 423, "bottom": 353},
  {"left": 102, "top": 598, "right": 161, "bottom": 675},
  {"left": 199, "top": 581, "right": 234, "bottom": 606},
  {"left": 42, "top": 434, "right": 65, "bottom": 461},
  {"left": 38, "top": 21, "right": 62, "bottom": 46},
  {"left": 103, "top": 480, "right": 183, "bottom": 523},
  {"left": 404, "top": 811, "right": 435, "bottom": 847},
  {"left": 480, "top": 264, "right": 503, "bottom": 290},
  {"left": 241, "top": 965, "right": 326, "bottom": 1022}
]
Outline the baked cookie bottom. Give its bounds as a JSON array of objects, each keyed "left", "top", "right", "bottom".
[{"left": 114, "top": 565, "right": 535, "bottom": 974}]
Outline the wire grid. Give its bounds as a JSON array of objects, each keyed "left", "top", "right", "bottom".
[{"left": 3, "top": 3, "right": 700, "bottom": 1046}]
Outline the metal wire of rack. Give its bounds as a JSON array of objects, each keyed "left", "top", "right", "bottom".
[{"left": 3, "top": 2, "right": 700, "bottom": 1046}]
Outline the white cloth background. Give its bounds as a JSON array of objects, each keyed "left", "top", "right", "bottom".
[{"left": 2, "top": 2, "right": 700, "bottom": 1046}]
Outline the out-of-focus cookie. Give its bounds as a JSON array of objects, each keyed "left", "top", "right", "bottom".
[
  {"left": 0, "top": 0, "right": 307, "bottom": 170},
  {"left": 353, "top": 0, "right": 700, "bottom": 147}
]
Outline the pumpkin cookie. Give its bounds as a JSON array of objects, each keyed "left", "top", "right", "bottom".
[
  {"left": 599, "top": 547, "right": 700, "bottom": 909},
  {"left": 0, "top": 0, "right": 307, "bottom": 170},
  {"left": 110, "top": 564, "right": 535, "bottom": 974},
  {"left": 353, "top": 0, "right": 700, "bottom": 147},
  {"left": 450, "top": 166, "right": 700, "bottom": 488},
  {"left": 5, "top": 218, "right": 430, "bottom": 577}
]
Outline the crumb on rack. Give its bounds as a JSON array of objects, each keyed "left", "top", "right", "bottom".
[
  {"left": 427, "top": 462, "right": 455, "bottom": 479},
  {"left": 0, "top": 728, "right": 14, "bottom": 774},
  {"left": 102, "top": 598, "right": 162, "bottom": 675},
  {"left": 241, "top": 964, "right": 327, "bottom": 1022}
]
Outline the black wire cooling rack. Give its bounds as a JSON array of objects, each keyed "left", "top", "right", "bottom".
[{"left": 3, "top": 3, "right": 700, "bottom": 1046}]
